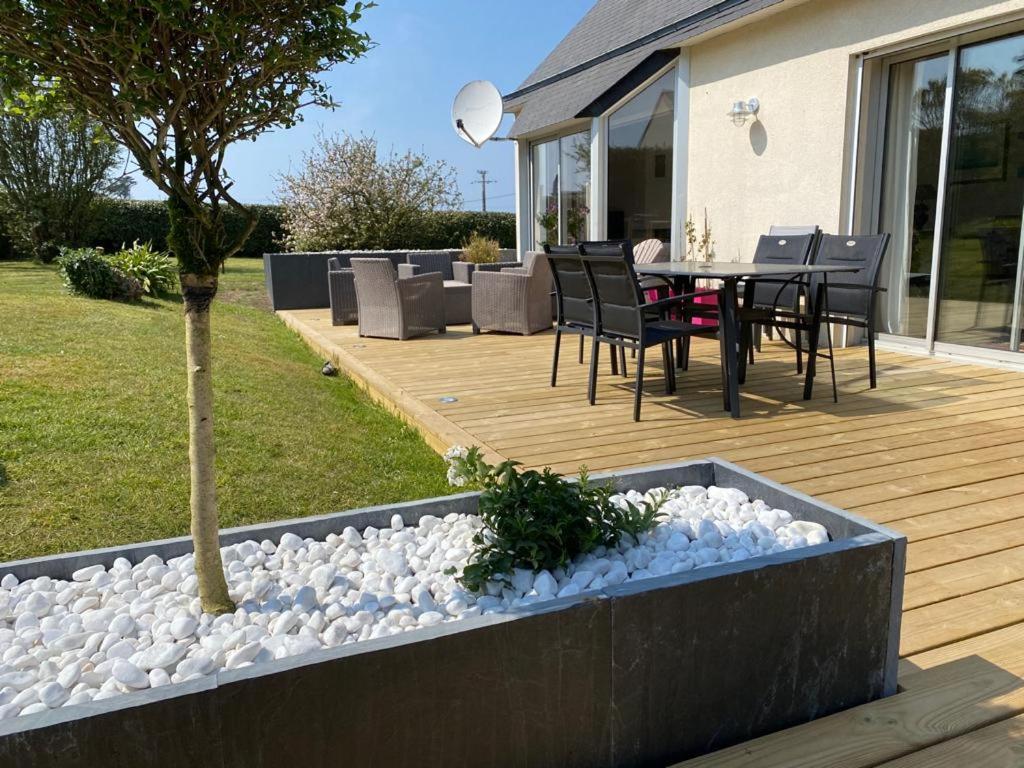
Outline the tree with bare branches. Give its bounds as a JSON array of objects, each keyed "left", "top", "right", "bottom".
[{"left": 0, "top": 1, "right": 374, "bottom": 613}]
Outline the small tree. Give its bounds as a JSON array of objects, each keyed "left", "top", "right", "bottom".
[
  {"left": 0, "top": 109, "right": 128, "bottom": 261},
  {"left": 0, "top": 1, "right": 373, "bottom": 613},
  {"left": 278, "top": 132, "right": 461, "bottom": 251}
]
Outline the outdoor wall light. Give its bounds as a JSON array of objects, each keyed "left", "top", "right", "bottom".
[{"left": 728, "top": 98, "right": 760, "bottom": 126}]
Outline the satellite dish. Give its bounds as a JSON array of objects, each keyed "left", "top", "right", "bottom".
[{"left": 452, "top": 80, "right": 503, "bottom": 148}]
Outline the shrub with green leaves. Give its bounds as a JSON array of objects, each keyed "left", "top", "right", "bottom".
[
  {"left": 56, "top": 246, "right": 142, "bottom": 302},
  {"left": 444, "top": 446, "right": 665, "bottom": 592},
  {"left": 461, "top": 231, "right": 499, "bottom": 264},
  {"left": 109, "top": 241, "right": 176, "bottom": 296}
]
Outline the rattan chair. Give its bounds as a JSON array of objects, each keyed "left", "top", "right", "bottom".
[
  {"left": 397, "top": 251, "right": 455, "bottom": 281},
  {"left": 327, "top": 257, "right": 358, "bottom": 326},
  {"left": 351, "top": 258, "right": 445, "bottom": 340},
  {"left": 471, "top": 251, "right": 553, "bottom": 336}
]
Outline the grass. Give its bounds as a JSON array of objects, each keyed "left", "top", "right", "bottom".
[{"left": 0, "top": 259, "right": 449, "bottom": 562}]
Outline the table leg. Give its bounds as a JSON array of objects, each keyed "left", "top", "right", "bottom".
[
  {"left": 803, "top": 277, "right": 826, "bottom": 400},
  {"left": 678, "top": 276, "right": 694, "bottom": 370},
  {"left": 721, "top": 278, "right": 741, "bottom": 418}
]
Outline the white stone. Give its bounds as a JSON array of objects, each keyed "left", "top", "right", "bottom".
[
  {"left": 72, "top": 565, "right": 106, "bottom": 583},
  {"left": 111, "top": 659, "right": 149, "bottom": 689},
  {"left": 135, "top": 642, "right": 187, "bottom": 671}
]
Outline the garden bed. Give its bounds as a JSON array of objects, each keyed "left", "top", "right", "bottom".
[{"left": 0, "top": 459, "right": 905, "bottom": 767}]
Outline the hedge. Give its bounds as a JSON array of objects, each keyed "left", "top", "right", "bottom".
[
  {"left": 85, "top": 199, "right": 287, "bottom": 259},
  {"left": 0, "top": 200, "right": 518, "bottom": 259}
]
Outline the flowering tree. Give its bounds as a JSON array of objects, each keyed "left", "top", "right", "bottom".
[
  {"left": 0, "top": 1, "right": 373, "bottom": 613},
  {"left": 278, "top": 132, "right": 461, "bottom": 251}
]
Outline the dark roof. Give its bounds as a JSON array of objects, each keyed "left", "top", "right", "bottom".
[{"left": 504, "top": 0, "right": 780, "bottom": 137}]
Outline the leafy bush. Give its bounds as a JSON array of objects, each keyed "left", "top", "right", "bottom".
[
  {"left": 0, "top": 200, "right": 515, "bottom": 260},
  {"left": 56, "top": 246, "right": 142, "bottom": 301},
  {"left": 409, "top": 210, "right": 515, "bottom": 250},
  {"left": 444, "top": 447, "right": 665, "bottom": 592},
  {"left": 108, "top": 241, "right": 177, "bottom": 296},
  {"left": 83, "top": 199, "right": 286, "bottom": 259},
  {"left": 461, "top": 231, "right": 499, "bottom": 264}
]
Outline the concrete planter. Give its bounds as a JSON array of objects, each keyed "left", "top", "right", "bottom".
[{"left": 0, "top": 459, "right": 904, "bottom": 768}]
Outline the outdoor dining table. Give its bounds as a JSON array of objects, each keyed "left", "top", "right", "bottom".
[{"left": 633, "top": 260, "right": 860, "bottom": 418}]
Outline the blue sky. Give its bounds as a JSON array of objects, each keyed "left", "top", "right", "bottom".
[{"left": 131, "top": 0, "right": 594, "bottom": 211}]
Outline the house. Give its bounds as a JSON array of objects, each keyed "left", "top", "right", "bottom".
[{"left": 502, "top": 0, "right": 1024, "bottom": 366}]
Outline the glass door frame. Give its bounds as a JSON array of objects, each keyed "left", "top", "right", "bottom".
[{"left": 859, "top": 17, "right": 1024, "bottom": 362}]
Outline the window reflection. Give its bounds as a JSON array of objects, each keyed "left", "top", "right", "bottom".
[{"left": 607, "top": 69, "right": 675, "bottom": 242}]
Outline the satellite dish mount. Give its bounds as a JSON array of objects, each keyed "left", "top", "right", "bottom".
[{"left": 452, "top": 80, "right": 503, "bottom": 148}]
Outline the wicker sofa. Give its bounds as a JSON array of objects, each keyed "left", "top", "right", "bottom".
[{"left": 471, "top": 251, "right": 553, "bottom": 336}]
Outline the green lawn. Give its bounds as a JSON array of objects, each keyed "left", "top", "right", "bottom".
[{"left": 0, "top": 259, "right": 449, "bottom": 561}]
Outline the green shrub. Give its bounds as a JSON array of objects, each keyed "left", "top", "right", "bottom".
[
  {"left": 408, "top": 210, "right": 515, "bottom": 250},
  {"left": 461, "top": 231, "right": 499, "bottom": 264},
  {"left": 56, "top": 246, "right": 142, "bottom": 301},
  {"left": 108, "top": 241, "right": 177, "bottom": 296},
  {"left": 84, "top": 199, "right": 286, "bottom": 258},
  {"left": 444, "top": 447, "right": 665, "bottom": 592},
  {"left": 1, "top": 199, "right": 515, "bottom": 258}
]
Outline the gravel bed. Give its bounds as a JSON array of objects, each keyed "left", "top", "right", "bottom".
[{"left": 0, "top": 484, "right": 828, "bottom": 720}]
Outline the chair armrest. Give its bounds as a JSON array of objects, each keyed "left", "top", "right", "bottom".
[
  {"left": 822, "top": 282, "right": 883, "bottom": 292},
  {"left": 452, "top": 261, "right": 474, "bottom": 283},
  {"left": 397, "top": 270, "right": 443, "bottom": 296},
  {"left": 501, "top": 266, "right": 528, "bottom": 275},
  {"left": 397, "top": 263, "right": 420, "bottom": 279},
  {"left": 481, "top": 261, "right": 520, "bottom": 272}
]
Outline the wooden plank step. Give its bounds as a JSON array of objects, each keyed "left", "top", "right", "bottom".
[
  {"left": 875, "top": 714, "right": 1024, "bottom": 767},
  {"left": 674, "top": 648, "right": 1024, "bottom": 768}
]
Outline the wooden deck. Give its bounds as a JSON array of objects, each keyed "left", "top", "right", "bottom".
[{"left": 281, "top": 307, "right": 1024, "bottom": 767}]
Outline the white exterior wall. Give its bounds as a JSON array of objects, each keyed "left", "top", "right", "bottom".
[{"left": 685, "top": 0, "right": 1024, "bottom": 262}]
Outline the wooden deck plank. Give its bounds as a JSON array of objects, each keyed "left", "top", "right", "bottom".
[
  {"left": 875, "top": 714, "right": 1024, "bottom": 767},
  {"left": 280, "top": 308, "right": 1024, "bottom": 767},
  {"left": 674, "top": 651, "right": 1024, "bottom": 768},
  {"left": 904, "top": 545, "right": 1024, "bottom": 609}
]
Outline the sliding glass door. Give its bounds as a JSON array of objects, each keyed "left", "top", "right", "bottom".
[
  {"left": 878, "top": 54, "right": 949, "bottom": 339},
  {"left": 935, "top": 33, "right": 1024, "bottom": 351},
  {"left": 877, "top": 27, "right": 1024, "bottom": 357}
]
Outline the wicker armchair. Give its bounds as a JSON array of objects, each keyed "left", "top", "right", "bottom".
[
  {"left": 452, "top": 259, "right": 522, "bottom": 284},
  {"left": 471, "top": 251, "right": 553, "bottom": 336},
  {"left": 350, "top": 258, "right": 446, "bottom": 340},
  {"left": 397, "top": 251, "right": 455, "bottom": 281},
  {"left": 327, "top": 257, "right": 358, "bottom": 326}
]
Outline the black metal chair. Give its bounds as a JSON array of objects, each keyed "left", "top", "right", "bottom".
[
  {"left": 546, "top": 244, "right": 620, "bottom": 397},
  {"left": 810, "top": 233, "right": 891, "bottom": 388},
  {"left": 740, "top": 233, "right": 818, "bottom": 372},
  {"left": 578, "top": 244, "right": 718, "bottom": 421}
]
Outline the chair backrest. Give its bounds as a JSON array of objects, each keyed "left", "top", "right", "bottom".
[
  {"left": 579, "top": 243, "right": 645, "bottom": 340},
  {"left": 406, "top": 251, "right": 454, "bottom": 281},
  {"left": 545, "top": 244, "right": 592, "bottom": 328},
  {"left": 578, "top": 240, "right": 636, "bottom": 264},
  {"left": 633, "top": 238, "right": 668, "bottom": 265},
  {"left": 810, "top": 234, "right": 891, "bottom": 318},
  {"left": 768, "top": 225, "right": 820, "bottom": 237},
  {"left": 750, "top": 233, "right": 817, "bottom": 309},
  {"left": 350, "top": 258, "right": 400, "bottom": 309},
  {"left": 327, "top": 257, "right": 342, "bottom": 272}
]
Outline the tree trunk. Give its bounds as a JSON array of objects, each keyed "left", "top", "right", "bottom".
[{"left": 182, "top": 272, "right": 234, "bottom": 615}]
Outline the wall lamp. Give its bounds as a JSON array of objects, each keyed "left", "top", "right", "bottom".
[{"left": 728, "top": 98, "right": 760, "bottom": 126}]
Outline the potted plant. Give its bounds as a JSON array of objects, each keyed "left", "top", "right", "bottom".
[{"left": 536, "top": 200, "right": 558, "bottom": 245}]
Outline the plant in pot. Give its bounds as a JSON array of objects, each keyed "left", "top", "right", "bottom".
[{"left": 536, "top": 200, "right": 558, "bottom": 246}]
